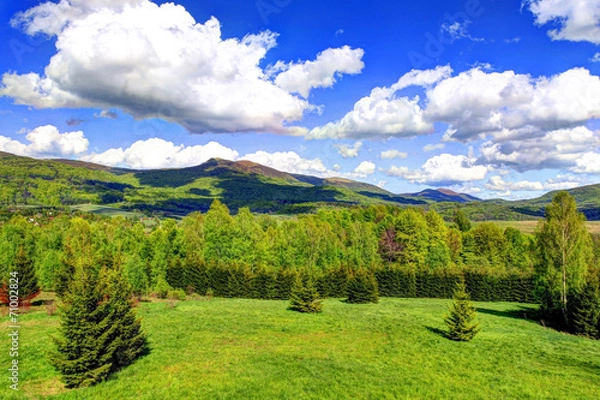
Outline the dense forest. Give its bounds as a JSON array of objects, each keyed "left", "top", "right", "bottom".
[{"left": 3, "top": 198, "right": 598, "bottom": 306}]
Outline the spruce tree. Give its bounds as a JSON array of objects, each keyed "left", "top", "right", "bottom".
[
  {"left": 346, "top": 268, "right": 379, "bottom": 304},
  {"left": 101, "top": 267, "right": 148, "bottom": 370},
  {"left": 288, "top": 273, "right": 323, "bottom": 313},
  {"left": 570, "top": 276, "right": 600, "bottom": 339},
  {"left": 445, "top": 278, "right": 480, "bottom": 341},
  {"left": 50, "top": 264, "right": 147, "bottom": 388},
  {"left": 13, "top": 245, "right": 40, "bottom": 306},
  {"left": 50, "top": 264, "right": 112, "bottom": 387}
]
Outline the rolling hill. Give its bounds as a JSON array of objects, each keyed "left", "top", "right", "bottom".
[{"left": 0, "top": 151, "right": 598, "bottom": 219}]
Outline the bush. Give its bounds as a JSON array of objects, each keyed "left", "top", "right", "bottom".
[
  {"left": 167, "top": 288, "right": 186, "bottom": 301},
  {"left": 346, "top": 269, "right": 379, "bottom": 304},
  {"left": 153, "top": 278, "right": 172, "bottom": 299}
]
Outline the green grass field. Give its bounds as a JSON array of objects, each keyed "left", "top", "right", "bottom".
[
  {"left": 474, "top": 220, "right": 600, "bottom": 235},
  {"left": 2, "top": 298, "right": 600, "bottom": 399}
]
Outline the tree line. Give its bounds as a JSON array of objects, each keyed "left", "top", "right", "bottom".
[{"left": 1, "top": 193, "right": 598, "bottom": 332}]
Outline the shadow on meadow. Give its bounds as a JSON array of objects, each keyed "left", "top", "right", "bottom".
[{"left": 476, "top": 306, "right": 539, "bottom": 322}]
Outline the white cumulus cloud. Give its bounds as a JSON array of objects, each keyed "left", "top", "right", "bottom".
[
  {"left": 0, "top": 125, "right": 88, "bottom": 157},
  {"left": 240, "top": 151, "right": 330, "bottom": 177},
  {"left": 273, "top": 46, "right": 364, "bottom": 98},
  {"left": 526, "top": 0, "right": 600, "bottom": 44},
  {"left": 479, "top": 126, "right": 600, "bottom": 171},
  {"left": 385, "top": 153, "right": 489, "bottom": 185},
  {"left": 81, "top": 138, "right": 239, "bottom": 169},
  {"left": 306, "top": 66, "right": 452, "bottom": 139},
  {"left": 334, "top": 141, "right": 362, "bottom": 158},
  {"left": 353, "top": 161, "right": 376, "bottom": 176},
  {"left": 2, "top": 0, "right": 363, "bottom": 135}
]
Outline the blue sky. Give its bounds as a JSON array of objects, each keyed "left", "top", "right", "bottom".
[{"left": 0, "top": 0, "right": 599, "bottom": 199}]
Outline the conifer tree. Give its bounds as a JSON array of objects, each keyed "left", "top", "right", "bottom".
[
  {"left": 288, "top": 273, "right": 323, "bottom": 313},
  {"left": 346, "top": 268, "right": 379, "bottom": 304},
  {"left": 570, "top": 275, "right": 600, "bottom": 339},
  {"left": 445, "top": 278, "right": 480, "bottom": 341},
  {"left": 13, "top": 245, "right": 40, "bottom": 306},
  {"left": 50, "top": 264, "right": 147, "bottom": 388},
  {"left": 101, "top": 267, "right": 148, "bottom": 370},
  {"left": 50, "top": 264, "right": 111, "bottom": 387}
]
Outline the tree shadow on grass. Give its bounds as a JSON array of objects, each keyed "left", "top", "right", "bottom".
[
  {"left": 425, "top": 326, "right": 447, "bottom": 338},
  {"left": 476, "top": 306, "right": 540, "bottom": 322}
]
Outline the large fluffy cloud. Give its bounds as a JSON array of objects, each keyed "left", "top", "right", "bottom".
[
  {"left": 0, "top": 125, "right": 88, "bottom": 157},
  {"left": 82, "top": 138, "right": 239, "bottom": 169},
  {"left": 428, "top": 67, "right": 600, "bottom": 142},
  {"left": 479, "top": 126, "right": 600, "bottom": 171},
  {"left": 384, "top": 153, "right": 489, "bottom": 185},
  {"left": 307, "top": 66, "right": 600, "bottom": 143},
  {"left": 273, "top": 46, "right": 364, "bottom": 98},
  {"left": 306, "top": 66, "right": 452, "bottom": 139},
  {"left": 2, "top": 0, "right": 363, "bottom": 134},
  {"left": 526, "top": 0, "right": 600, "bottom": 44}
]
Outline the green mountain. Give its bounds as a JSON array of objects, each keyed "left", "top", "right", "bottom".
[
  {"left": 0, "top": 152, "right": 427, "bottom": 216},
  {"left": 0, "top": 151, "right": 598, "bottom": 220}
]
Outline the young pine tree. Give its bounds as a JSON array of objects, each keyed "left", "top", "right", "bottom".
[
  {"left": 50, "top": 264, "right": 147, "bottom": 388},
  {"left": 288, "top": 273, "right": 323, "bottom": 313},
  {"left": 346, "top": 268, "right": 379, "bottom": 304},
  {"left": 445, "top": 278, "right": 480, "bottom": 341}
]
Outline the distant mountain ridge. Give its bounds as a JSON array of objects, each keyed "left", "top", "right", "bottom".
[{"left": 0, "top": 151, "right": 598, "bottom": 219}]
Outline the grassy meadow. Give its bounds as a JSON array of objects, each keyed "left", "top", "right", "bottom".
[
  {"left": 2, "top": 297, "right": 600, "bottom": 400},
  {"left": 474, "top": 220, "right": 600, "bottom": 235}
]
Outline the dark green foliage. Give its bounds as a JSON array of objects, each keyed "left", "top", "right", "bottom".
[
  {"left": 13, "top": 245, "right": 40, "bottom": 305},
  {"left": 453, "top": 209, "right": 471, "bottom": 232},
  {"left": 50, "top": 265, "right": 147, "bottom": 388},
  {"left": 346, "top": 269, "right": 379, "bottom": 304},
  {"left": 444, "top": 278, "right": 480, "bottom": 341},
  {"left": 288, "top": 274, "right": 323, "bottom": 313},
  {"left": 570, "top": 276, "right": 600, "bottom": 339}
]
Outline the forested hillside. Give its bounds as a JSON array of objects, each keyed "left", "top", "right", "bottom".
[{"left": 1, "top": 151, "right": 599, "bottom": 219}]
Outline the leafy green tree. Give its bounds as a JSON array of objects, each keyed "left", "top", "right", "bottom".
[
  {"left": 472, "top": 222, "right": 507, "bottom": 268},
  {"left": 453, "top": 208, "right": 471, "bottom": 232},
  {"left": 444, "top": 278, "right": 480, "bottom": 341},
  {"left": 288, "top": 273, "right": 323, "bottom": 313},
  {"left": 203, "top": 200, "right": 235, "bottom": 263},
  {"left": 393, "top": 208, "right": 430, "bottom": 267},
  {"left": 346, "top": 269, "right": 379, "bottom": 304},
  {"left": 535, "top": 191, "right": 593, "bottom": 327}
]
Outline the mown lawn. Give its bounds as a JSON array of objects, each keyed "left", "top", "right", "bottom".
[{"left": 2, "top": 298, "right": 599, "bottom": 399}]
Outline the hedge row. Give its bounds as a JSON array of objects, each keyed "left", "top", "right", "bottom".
[{"left": 166, "top": 261, "right": 536, "bottom": 303}]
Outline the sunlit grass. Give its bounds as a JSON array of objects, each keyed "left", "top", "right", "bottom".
[{"left": 2, "top": 298, "right": 599, "bottom": 399}]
